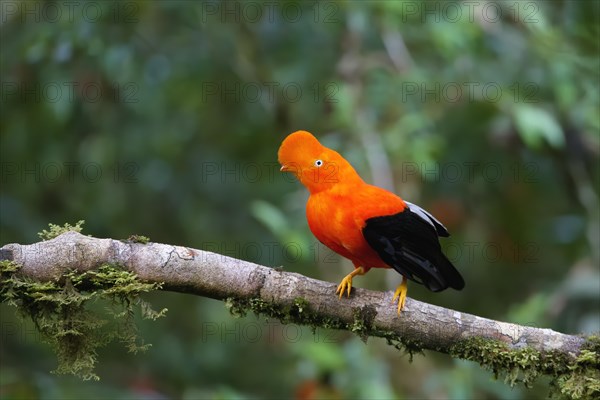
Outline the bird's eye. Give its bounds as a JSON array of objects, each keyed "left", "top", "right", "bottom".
[{"left": 314, "top": 160, "right": 323, "bottom": 167}]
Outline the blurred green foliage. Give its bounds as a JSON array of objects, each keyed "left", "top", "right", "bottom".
[{"left": 1, "top": 0, "right": 599, "bottom": 398}]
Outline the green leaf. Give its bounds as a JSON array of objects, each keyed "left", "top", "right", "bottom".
[
  {"left": 250, "top": 200, "right": 288, "bottom": 237},
  {"left": 513, "top": 105, "right": 564, "bottom": 149}
]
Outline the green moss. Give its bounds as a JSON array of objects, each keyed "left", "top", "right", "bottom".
[
  {"left": 222, "top": 296, "right": 425, "bottom": 359},
  {"left": 351, "top": 305, "right": 376, "bottom": 343},
  {"left": 1, "top": 260, "right": 21, "bottom": 274},
  {"left": 224, "top": 296, "right": 346, "bottom": 331},
  {"left": 450, "top": 336, "right": 600, "bottom": 399},
  {"left": 224, "top": 297, "right": 248, "bottom": 318},
  {"left": 293, "top": 297, "right": 309, "bottom": 314},
  {"left": 582, "top": 335, "right": 600, "bottom": 353},
  {"left": 451, "top": 337, "right": 548, "bottom": 386},
  {"left": 38, "top": 220, "right": 85, "bottom": 241},
  {"left": 223, "top": 296, "right": 598, "bottom": 397},
  {"left": 0, "top": 262, "right": 167, "bottom": 380},
  {"left": 126, "top": 235, "right": 150, "bottom": 244},
  {"left": 380, "top": 331, "right": 425, "bottom": 362},
  {"left": 553, "top": 349, "right": 600, "bottom": 400}
]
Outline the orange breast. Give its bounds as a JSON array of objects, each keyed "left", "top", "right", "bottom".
[{"left": 306, "top": 183, "right": 406, "bottom": 269}]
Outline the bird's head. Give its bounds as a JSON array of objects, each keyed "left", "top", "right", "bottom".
[{"left": 278, "top": 130, "right": 361, "bottom": 194}]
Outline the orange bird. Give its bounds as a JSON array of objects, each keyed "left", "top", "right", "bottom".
[{"left": 278, "top": 130, "right": 464, "bottom": 314}]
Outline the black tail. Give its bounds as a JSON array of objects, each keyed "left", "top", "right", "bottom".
[{"left": 362, "top": 209, "right": 465, "bottom": 292}]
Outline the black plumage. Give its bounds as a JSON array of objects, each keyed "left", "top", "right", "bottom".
[{"left": 362, "top": 206, "right": 465, "bottom": 292}]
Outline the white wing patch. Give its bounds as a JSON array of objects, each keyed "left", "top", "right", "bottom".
[{"left": 405, "top": 201, "right": 449, "bottom": 234}]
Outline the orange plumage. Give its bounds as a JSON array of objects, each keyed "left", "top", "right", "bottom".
[{"left": 278, "top": 130, "right": 464, "bottom": 314}]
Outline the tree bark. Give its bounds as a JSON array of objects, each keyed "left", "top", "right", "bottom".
[{"left": 1, "top": 231, "right": 587, "bottom": 361}]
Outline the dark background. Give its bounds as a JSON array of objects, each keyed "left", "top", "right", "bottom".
[{"left": 1, "top": 1, "right": 599, "bottom": 398}]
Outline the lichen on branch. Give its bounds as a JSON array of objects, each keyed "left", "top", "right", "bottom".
[
  {"left": 38, "top": 220, "right": 86, "bottom": 241},
  {"left": 225, "top": 293, "right": 599, "bottom": 399},
  {"left": 0, "top": 260, "right": 167, "bottom": 381}
]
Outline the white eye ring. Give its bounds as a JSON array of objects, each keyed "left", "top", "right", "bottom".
[{"left": 314, "top": 159, "right": 323, "bottom": 167}]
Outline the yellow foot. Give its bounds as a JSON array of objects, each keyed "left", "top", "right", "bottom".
[
  {"left": 335, "top": 266, "right": 366, "bottom": 299},
  {"left": 336, "top": 275, "right": 353, "bottom": 298},
  {"left": 392, "top": 277, "right": 408, "bottom": 315}
]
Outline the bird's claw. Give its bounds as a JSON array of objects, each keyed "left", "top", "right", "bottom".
[
  {"left": 392, "top": 278, "right": 408, "bottom": 315},
  {"left": 336, "top": 267, "right": 365, "bottom": 299},
  {"left": 335, "top": 276, "right": 353, "bottom": 298}
]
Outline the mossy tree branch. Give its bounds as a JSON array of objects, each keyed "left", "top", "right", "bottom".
[{"left": 1, "top": 231, "right": 598, "bottom": 396}]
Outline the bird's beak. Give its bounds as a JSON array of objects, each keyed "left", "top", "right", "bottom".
[{"left": 280, "top": 164, "right": 299, "bottom": 177}]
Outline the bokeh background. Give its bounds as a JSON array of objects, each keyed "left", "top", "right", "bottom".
[{"left": 1, "top": 0, "right": 599, "bottom": 398}]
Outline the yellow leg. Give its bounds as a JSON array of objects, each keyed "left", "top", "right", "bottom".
[
  {"left": 392, "top": 276, "right": 408, "bottom": 315},
  {"left": 335, "top": 266, "right": 366, "bottom": 298}
]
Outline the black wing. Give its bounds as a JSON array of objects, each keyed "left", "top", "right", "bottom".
[
  {"left": 404, "top": 201, "right": 450, "bottom": 237},
  {"left": 362, "top": 205, "right": 464, "bottom": 292}
]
